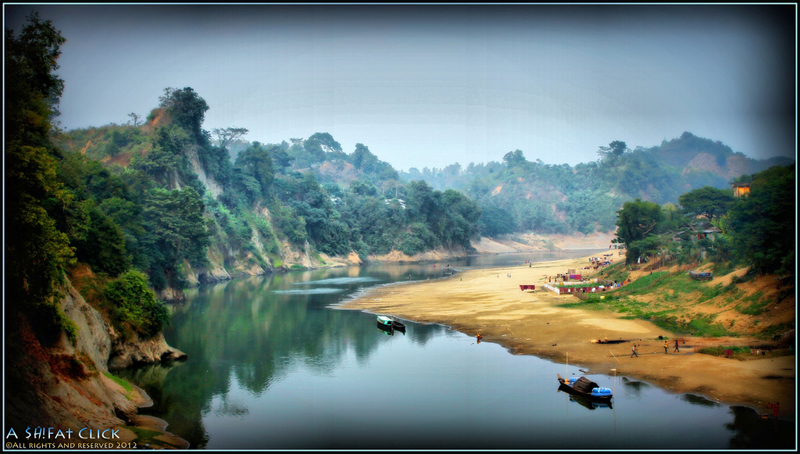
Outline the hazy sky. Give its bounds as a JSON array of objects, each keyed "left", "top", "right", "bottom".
[{"left": 4, "top": 4, "right": 796, "bottom": 171}]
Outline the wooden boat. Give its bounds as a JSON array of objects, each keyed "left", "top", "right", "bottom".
[
  {"left": 591, "top": 338, "right": 627, "bottom": 344},
  {"left": 376, "top": 321, "right": 394, "bottom": 335},
  {"left": 377, "top": 315, "right": 406, "bottom": 334},
  {"left": 557, "top": 374, "right": 613, "bottom": 403},
  {"left": 689, "top": 271, "right": 713, "bottom": 281}
]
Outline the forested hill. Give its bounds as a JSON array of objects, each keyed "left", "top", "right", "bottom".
[
  {"left": 399, "top": 134, "right": 793, "bottom": 236},
  {"left": 53, "top": 87, "right": 482, "bottom": 296}
]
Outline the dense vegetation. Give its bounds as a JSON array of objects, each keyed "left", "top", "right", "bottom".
[{"left": 613, "top": 164, "right": 795, "bottom": 277}]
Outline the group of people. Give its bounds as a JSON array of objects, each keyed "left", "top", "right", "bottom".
[
  {"left": 766, "top": 402, "right": 780, "bottom": 418},
  {"left": 631, "top": 339, "right": 681, "bottom": 357}
]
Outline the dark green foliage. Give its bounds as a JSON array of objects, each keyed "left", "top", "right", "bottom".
[
  {"left": 98, "top": 195, "right": 148, "bottom": 269},
  {"left": 626, "top": 235, "right": 664, "bottom": 266},
  {"left": 349, "top": 179, "right": 378, "bottom": 197},
  {"left": 597, "top": 140, "right": 628, "bottom": 164},
  {"left": 103, "top": 270, "right": 170, "bottom": 338},
  {"left": 615, "top": 199, "right": 664, "bottom": 263},
  {"left": 398, "top": 223, "right": 436, "bottom": 256},
  {"left": 274, "top": 206, "right": 307, "bottom": 245},
  {"left": 678, "top": 186, "right": 735, "bottom": 219},
  {"left": 158, "top": 87, "right": 209, "bottom": 144},
  {"left": 72, "top": 204, "right": 130, "bottom": 277},
  {"left": 270, "top": 144, "right": 294, "bottom": 170},
  {"left": 503, "top": 149, "right": 527, "bottom": 168},
  {"left": 198, "top": 144, "right": 234, "bottom": 184},
  {"left": 5, "top": 11, "right": 66, "bottom": 144},
  {"left": 727, "top": 165, "right": 795, "bottom": 275},
  {"left": 134, "top": 125, "right": 191, "bottom": 184},
  {"left": 141, "top": 187, "right": 210, "bottom": 289},
  {"left": 5, "top": 13, "right": 77, "bottom": 344},
  {"left": 479, "top": 205, "right": 516, "bottom": 236},
  {"left": 235, "top": 142, "right": 275, "bottom": 200},
  {"left": 350, "top": 143, "right": 378, "bottom": 171}
]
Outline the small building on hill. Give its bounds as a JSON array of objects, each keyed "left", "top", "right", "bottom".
[{"left": 732, "top": 182, "right": 751, "bottom": 197}]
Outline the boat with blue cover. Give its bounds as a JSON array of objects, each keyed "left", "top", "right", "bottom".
[{"left": 557, "top": 374, "right": 613, "bottom": 404}]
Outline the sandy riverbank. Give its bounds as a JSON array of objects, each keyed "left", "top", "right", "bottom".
[{"left": 337, "top": 251, "right": 795, "bottom": 419}]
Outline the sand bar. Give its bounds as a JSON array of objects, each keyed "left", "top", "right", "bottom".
[{"left": 338, "top": 251, "right": 795, "bottom": 418}]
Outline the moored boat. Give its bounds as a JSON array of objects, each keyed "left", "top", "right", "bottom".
[
  {"left": 557, "top": 374, "right": 613, "bottom": 403},
  {"left": 689, "top": 271, "right": 713, "bottom": 281},
  {"left": 377, "top": 315, "right": 406, "bottom": 334},
  {"left": 376, "top": 321, "right": 394, "bottom": 335},
  {"left": 391, "top": 320, "right": 406, "bottom": 332}
]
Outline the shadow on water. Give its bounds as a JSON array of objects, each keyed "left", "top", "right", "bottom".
[{"left": 681, "top": 393, "right": 721, "bottom": 408}]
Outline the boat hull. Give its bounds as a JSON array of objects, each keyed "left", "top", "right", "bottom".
[
  {"left": 376, "top": 321, "right": 394, "bottom": 334},
  {"left": 557, "top": 377, "right": 613, "bottom": 404}
]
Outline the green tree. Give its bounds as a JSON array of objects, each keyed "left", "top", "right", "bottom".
[
  {"left": 212, "top": 126, "right": 248, "bottom": 149},
  {"left": 158, "top": 87, "right": 209, "bottom": 143},
  {"left": 235, "top": 142, "right": 275, "bottom": 199},
  {"left": 136, "top": 125, "right": 191, "bottom": 185},
  {"left": 141, "top": 187, "right": 210, "bottom": 289},
  {"left": 269, "top": 144, "right": 294, "bottom": 170},
  {"left": 5, "top": 12, "right": 75, "bottom": 343},
  {"left": 479, "top": 205, "right": 516, "bottom": 236},
  {"left": 72, "top": 204, "right": 130, "bottom": 277},
  {"left": 349, "top": 179, "right": 378, "bottom": 197},
  {"left": 5, "top": 11, "right": 66, "bottom": 143},
  {"left": 678, "top": 186, "right": 735, "bottom": 219},
  {"left": 350, "top": 143, "right": 378, "bottom": 171},
  {"left": 614, "top": 199, "right": 664, "bottom": 263},
  {"left": 104, "top": 270, "right": 170, "bottom": 338},
  {"left": 503, "top": 149, "right": 527, "bottom": 168},
  {"left": 727, "top": 165, "right": 795, "bottom": 275}
]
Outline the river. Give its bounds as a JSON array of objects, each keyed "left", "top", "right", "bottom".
[{"left": 118, "top": 252, "right": 793, "bottom": 449}]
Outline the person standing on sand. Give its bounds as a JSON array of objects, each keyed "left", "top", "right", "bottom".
[
  {"left": 664, "top": 340, "right": 669, "bottom": 354},
  {"left": 674, "top": 339, "right": 680, "bottom": 353},
  {"left": 631, "top": 343, "right": 639, "bottom": 357}
]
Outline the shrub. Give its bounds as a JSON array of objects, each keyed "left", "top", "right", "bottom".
[{"left": 103, "top": 270, "right": 170, "bottom": 338}]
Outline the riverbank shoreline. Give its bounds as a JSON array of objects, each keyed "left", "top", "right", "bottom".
[{"left": 337, "top": 251, "right": 795, "bottom": 420}]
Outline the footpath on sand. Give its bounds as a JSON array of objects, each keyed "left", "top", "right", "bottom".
[{"left": 337, "top": 252, "right": 795, "bottom": 419}]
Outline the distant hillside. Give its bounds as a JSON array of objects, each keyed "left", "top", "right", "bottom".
[
  {"left": 397, "top": 132, "right": 793, "bottom": 237},
  {"left": 645, "top": 131, "right": 794, "bottom": 181}
]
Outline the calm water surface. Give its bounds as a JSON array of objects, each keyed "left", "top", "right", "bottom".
[{"left": 118, "top": 252, "right": 794, "bottom": 449}]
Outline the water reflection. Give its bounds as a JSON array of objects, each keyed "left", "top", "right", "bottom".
[
  {"left": 272, "top": 288, "right": 345, "bottom": 294},
  {"left": 565, "top": 394, "right": 614, "bottom": 411},
  {"left": 726, "top": 406, "right": 795, "bottom": 449}
]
